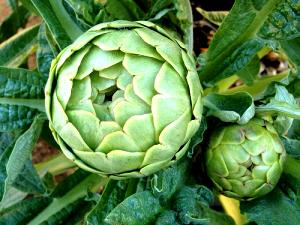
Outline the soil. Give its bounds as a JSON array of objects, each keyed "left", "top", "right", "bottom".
[{"left": 0, "top": 0, "right": 10, "bottom": 22}]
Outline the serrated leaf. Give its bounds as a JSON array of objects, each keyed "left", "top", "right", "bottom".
[
  {"left": 258, "top": 0, "right": 300, "bottom": 40},
  {"left": 0, "top": 187, "right": 27, "bottom": 210},
  {"left": 280, "top": 36, "right": 300, "bottom": 66},
  {"left": 0, "top": 133, "right": 19, "bottom": 200},
  {"left": 0, "top": 67, "right": 45, "bottom": 98},
  {"left": 0, "top": 104, "right": 40, "bottom": 132},
  {"left": 281, "top": 137, "right": 300, "bottom": 159},
  {"left": 86, "top": 179, "right": 127, "bottom": 225},
  {"left": 173, "top": 0, "right": 193, "bottom": 51},
  {"left": 203, "top": 92, "right": 255, "bottom": 124},
  {"left": 0, "top": 197, "right": 51, "bottom": 225},
  {"left": 62, "top": 0, "right": 91, "bottom": 31},
  {"left": 31, "top": 0, "right": 81, "bottom": 49},
  {"left": 0, "top": 67, "right": 45, "bottom": 131},
  {"left": 105, "top": 190, "right": 163, "bottom": 225},
  {"left": 151, "top": 159, "right": 189, "bottom": 200},
  {"left": 287, "top": 118, "right": 300, "bottom": 139},
  {"left": 12, "top": 159, "right": 46, "bottom": 195},
  {"left": 256, "top": 85, "right": 300, "bottom": 119},
  {"left": 0, "top": 25, "right": 39, "bottom": 67},
  {"left": 236, "top": 55, "right": 260, "bottom": 85},
  {"left": 1, "top": 114, "right": 45, "bottom": 202},
  {"left": 95, "top": 0, "right": 145, "bottom": 23},
  {"left": 196, "top": 7, "right": 228, "bottom": 26},
  {"left": 36, "top": 24, "right": 55, "bottom": 79},
  {"left": 198, "top": 0, "right": 296, "bottom": 85},
  {"left": 146, "top": 0, "right": 172, "bottom": 19},
  {"left": 175, "top": 185, "right": 234, "bottom": 225},
  {"left": 0, "top": 132, "right": 17, "bottom": 155},
  {"left": 273, "top": 115, "right": 293, "bottom": 135},
  {"left": 156, "top": 210, "right": 180, "bottom": 225},
  {"left": 64, "top": 0, "right": 96, "bottom": 24},
  {"left": 241, "top": 186, "right": 300, "bottom": 225}
]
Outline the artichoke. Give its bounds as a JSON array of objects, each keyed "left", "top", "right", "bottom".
[
  {"left": 205, "top": 119, "right": 286, "bottom": 200},
  {"left": 45, "top": 21, "right": 202, "bottom": 179}
]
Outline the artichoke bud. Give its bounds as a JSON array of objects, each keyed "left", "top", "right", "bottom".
[
  {"left": 45, "top": 21, "right": 203, "bottom": 179},
  {"left": 205, "top": 119, "right": 286, "bottom": 200}
]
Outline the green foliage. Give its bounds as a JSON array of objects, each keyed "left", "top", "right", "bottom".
[{"left": 0, "top": 0, "right": 300, "bottom": 224}]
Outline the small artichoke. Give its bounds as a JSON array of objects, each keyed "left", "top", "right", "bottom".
[
  {"left": 205, "top": 119, "right": 286, "bottom": 200},
  {"left": 45, "top": 21, "right": 202, "bottom": 179}
]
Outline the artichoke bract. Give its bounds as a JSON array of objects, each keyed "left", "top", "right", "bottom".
[
  {"left": 45, "top": 21, "right": 202, "bottom": 179},
  {"left": 205, "top": 119, "right": 286, "bottom": 200}
]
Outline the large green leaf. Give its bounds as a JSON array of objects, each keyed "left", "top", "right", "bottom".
[
  {"left": 31, "top": 0, "right": 83, "bottom": 49},
  {"left": 198, "top": 0, "right": 300, "bottom": 85},
  {"left": 203, "top": 92, "right": 255, "bottom": 124},
  {"left": 36, "top": 24, "right": 55, "bottom": 78},
  {"left": 0, "top": 25, "right": 39, "bottom": 68},
  {"left": 175, "top": 185, "right": 234, "bottom": 225},
  {"left": 86, "top": 179, "right": 128, "bottom": 225},
  {"left": 241, "top": 181, "right": 300, "bottom": 225},
  {"left": 0, "top": 197, "right": 51, "bottom": 225},
  {"left": 105, "top": 190, "right": 163, "bottom": 225},
  {"left": 0, "top": 67, "right": 45, "bottom": 131},
  {"left": 280, "top": 37, "right": 300, "bottom": 67},
  {"left": 1, "top": 114, "right": 46, "bottom": 203},
  {"left": 173, "top": 0, "right": 193, "bottom": 51},
  {"left": 256, "top": 85, "right": 300, "bottom": 119},
  {"left": 27, "top": 172, "right": 102, "bottom": 225}
]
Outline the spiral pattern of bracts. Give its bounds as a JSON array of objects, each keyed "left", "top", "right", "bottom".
[
  {"left": 206, "top": 120, "right": 286, "bottom": 200},
  {"left": 45, "top": 21, "right": 202, "bottom": 179}
]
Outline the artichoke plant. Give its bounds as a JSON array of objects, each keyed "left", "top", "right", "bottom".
[
  {"left": 45, "top": 20, "right": 202, "bottom": 179},
  {"left": 205, "top": 119, "right": 286, "bottom": 200}
]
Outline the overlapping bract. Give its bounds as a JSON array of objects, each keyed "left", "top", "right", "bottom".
[
  {"left": 205, "top": 119, "right": 286, "bottom": 200},
  {"left": 45, "top": 21, "right": 202, "bottom": 179}
]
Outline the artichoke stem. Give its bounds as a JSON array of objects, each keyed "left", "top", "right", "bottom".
[
  {"left": 124, "top": 178, "right": 139, "bottom": 198},
  {"left": 35, "top": 153, "right": 76, "bottom": 176}
]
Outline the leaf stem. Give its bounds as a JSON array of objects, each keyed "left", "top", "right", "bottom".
[
  {"left": 48, "top": 0, "right": 83, "bottom": 40},
  {"left": 0, "top": 98, "right": 45, "bottom": 112},
  {"left": 284, "top": 156, "right": 300, "bottom": 180},
  {"left": 35, "top": 153, "right": 76, "bottom": 176},
  {"left": 125, "top": 179, "right": 139, "bottom": 198},
  {"left": 27, "top": 173, "right": 105, "bottom": 225}
]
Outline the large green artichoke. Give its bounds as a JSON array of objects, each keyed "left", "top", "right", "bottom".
[
  {"left": 205, "top": 119, "right": 286, "bottom": 200},
  {"left": 45, "top": 21, "right": 202, "bottom": 179}
]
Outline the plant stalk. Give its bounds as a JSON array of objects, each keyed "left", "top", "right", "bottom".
[
  {"left": 35, "top": 153, "right": 76, "bottom": 176},
  {"left": 27, "top": 173, "right": 106, "bottom": 225},
  {"left": 49, "top": 0, "right": 83, "bottom": 40},
  {"left": 0, "top": 98, "right": 45, "bottom": 112}
]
